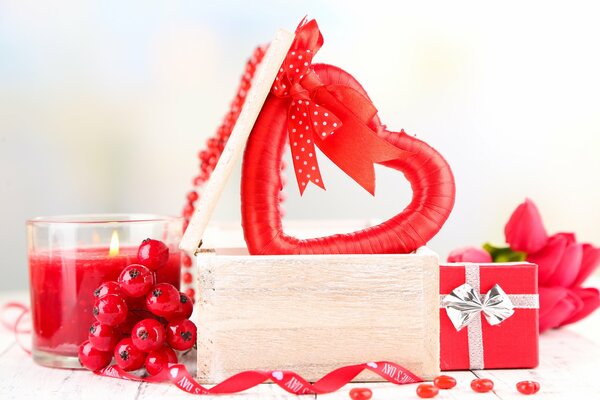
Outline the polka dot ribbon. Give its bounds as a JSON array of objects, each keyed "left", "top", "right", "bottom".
[
  {"left": 271, "top": 19, "right": 409, "bottom": 195},
  {"left": 96, "top": 360, "right": 421, "bottom": 395}
]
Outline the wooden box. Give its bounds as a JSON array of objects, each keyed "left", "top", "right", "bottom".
[
  {"left": 180, "top": 29, "right": 441, "bottom": 384},
  {"left": 195, "top": 247, "right": 440, "bottom": 383}
]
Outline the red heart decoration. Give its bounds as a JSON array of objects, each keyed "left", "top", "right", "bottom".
[{"left": 241, "top": 64, "right": 455, "bottom": 255}]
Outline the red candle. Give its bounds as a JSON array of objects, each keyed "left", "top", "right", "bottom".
[
  {"left": 27, "top": 214, "right": 183, "bottom": 368},
  {"left": 29, "top": 246, "right": 181, "bottom": 357}
]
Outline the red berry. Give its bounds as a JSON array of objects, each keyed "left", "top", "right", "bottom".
[
  {"left": 114, "top": 338, "right": 146, "bottom": 371},
  {"left": 433, "top": 375, "right": 457, "bottom": 389},
  {"left": 146, "top": 283, "right": 180, "bottom": 317},
  {"left": 171, "top": 292, "right": 193, "bottom": 320},
  {"left": 118, "top": 264, "right": 154, "bottom": 297},
  {"left": 131, "top": 319, "right": 166, "bottom": 352},
  {"left": 184, "top": 288, "right": 195, "bottom": 302},
  {"left": 416, "top": 384, "right": 439, "bottom": 398},
  {"left": 182, "top": 254, "right": 192, "bottom": 268},
  {"left": 78, "top": 340, "right": 112, "bottom": 371},
  {"left": 137, "top": 239, "right": 169, "bottom": 271},
  {"left": 471, "top": 378, "right": 494, "bottom": 393},
  {"left": 93, "top": 294, "right": 128, "bottom": 326},
  {"left": 349, "top": 387, "right": 372, "bottom": 400},
  {"left": 145, "top": 347, "right": 177, "bottom": 376},
  {"left": 88, "top": 322, "right": 121, "bottom": 352},
  {"left": 182, "top": 272, "right": 193, "bottom": 284},
  {"left": 516, "top": 380, "right": 540, "bottom": 395},
  {"left": 166, "top": 319, "right": 197, "bottom": 351},
  {"left": 94, "top": 281, "right": 121, "bottom": 298}
]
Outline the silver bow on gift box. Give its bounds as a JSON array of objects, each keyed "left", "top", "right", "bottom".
[{"left": 442, "top": 283, "right": 515, "bottom": 331}]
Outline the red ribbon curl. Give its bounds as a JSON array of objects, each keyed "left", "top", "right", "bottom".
[
  {"left": 272, "top": 19, "right": 409, "bottom": 195},
  {"left": 96, "top": 360, "right": 421, "bottom": 396}
]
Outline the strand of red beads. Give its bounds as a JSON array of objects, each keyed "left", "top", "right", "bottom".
[{"left": 179, "top": 45, "right": 287, "bottom": 300}]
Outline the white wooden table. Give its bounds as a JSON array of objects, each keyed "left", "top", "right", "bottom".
[{"left": 1, "top": 289, "right": 599, "bottom": 399}]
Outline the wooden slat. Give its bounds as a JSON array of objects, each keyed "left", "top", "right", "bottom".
[{"left": 196, "top": 250, "right": 440, "bottom": 383}]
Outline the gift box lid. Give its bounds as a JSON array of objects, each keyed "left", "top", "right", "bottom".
[{"left": 180, "top": 28, "right": 294, "bottom": 254}]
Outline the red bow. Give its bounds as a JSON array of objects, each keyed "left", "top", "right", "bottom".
[{"left": 272, "top": 19, "right": 408, "bottom": 195}]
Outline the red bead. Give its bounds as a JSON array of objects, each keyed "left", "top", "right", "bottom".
[
  {"left": 182, "top": 272, "right": 193, "bottom": 285},
  {"left": 146, "top": 283, "right": 181, "bottom": 318},
  {"left": 278, "top": 192, "right": 287, "bottom": 203},
  {"left": 114, "top": 338, "right": 146, "bottom": 371},
  {"left": 78, "top": 340, "right": 112, "bottom": 371},
  {"left": 471, "top": 378, "right": 494, "bottom": 393},
  {"left": 88, "top": 322, "right": 121, "bottom": 352},
  {"left": 186, "top": 191, "right": 199, "bottom": 203},
  {"left": 131, "top": 319, "right": 166, "bottom": 352},
  {"left": 184, "top": 288, "right": 195, "bottom": 302},
  {"left": 348, "top": 387, "right": 372, "bottom": 400},
  {"left": 93, "top": 294, "right": 128, "bottom": 326},
  {"left": 516, "top": 380, "right": 540, "bottom": 395},
  {"left": 182, "top": 220, "right": 189, "bottom": 234},
  {"left": 433, "top": 375, "right": 457, "bottom": 389},
  {"left": 207, "top": 137, "right": 219, "bottom": 149},
  {"left": 416, "top": 384, "right": 439, "bottom": 398},
  {"left": 137, "top": 239, "right": 170, "bottom": 271},
  {"left": 182, "top": 204, "right": 194, "bottom": 219},
  {"left": 118, "top": 264, "right": 154, "bottom": 297},
  {"left": 166, "top": 319, "right": 197, "bottom": 351},
  {"left": 146, "top": 347, "right": 178, "bottom": 376},
  {"left": 193, "top": 175, "right": 206, "bottom": 186},
  {"left": 182, "top": 254, "right": 192, "bottom": 267},
  {"left": 198, "top": 150, "right": 210, "bottom": 162},
  {"left": 239, "top": 79, "right": 250, "bottom": 92},
  {"left": 207, "top": 155, "right": 218, "bottom": 167},
  {"left": 200, "top": 162, "right": 213, "bottom": 174}
]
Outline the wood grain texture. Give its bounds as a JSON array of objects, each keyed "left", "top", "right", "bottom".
[
  {"left": 195, "top": 248, "right": 440, "bottom": 383},
  {"left": 179, "top": 28, "right": 294, "bottom": 253}
]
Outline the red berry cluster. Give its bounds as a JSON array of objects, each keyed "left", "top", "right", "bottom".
[
  {"left": 178, "top": 46, "right": 272, "bottom": 299},
  {"left": 78, "top": 239, "right": 197, "bottom": 375}
]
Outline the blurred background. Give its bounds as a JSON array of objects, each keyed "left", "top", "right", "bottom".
[{"left": 1, "top": 1, "right": 599, "bottom": 291}]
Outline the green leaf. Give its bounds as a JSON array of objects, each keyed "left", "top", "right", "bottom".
[{"left": 483, "top": 242, "right": 527, "bottom": 263}]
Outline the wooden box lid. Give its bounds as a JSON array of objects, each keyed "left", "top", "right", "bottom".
[{"left": 179, "top": 28, "right": 294, "bottom": 254}]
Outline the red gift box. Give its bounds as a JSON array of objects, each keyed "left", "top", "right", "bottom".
[{"left": 440, "top": 262, "right": 539, "bottom": 370}]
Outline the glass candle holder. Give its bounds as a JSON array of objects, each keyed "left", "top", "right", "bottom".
[{"left": 27, "top": 214, "right": 182, "bottom": 369}]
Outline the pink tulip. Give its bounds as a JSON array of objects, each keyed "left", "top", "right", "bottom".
[
  {"left": 504, "top": 198, "right": 548, "bottom": 254},
  {"left": 572, "top": 244, "right": 600, "bottom": 287},
  {"left": 528, "top": 234, "right": 569, "bottom": 286},
  {"left": 447, "top": 246, "right": 492, "bottom": 263},
  {"left": 560, "top": 287, "right": 600, "bottom": 326},
  {"left": 545, "top": 236, "right": 583, "bottom": 288},
  {"left": 538, "top": 287, "right": 581, "bottom": 332},
  {"left": 448, "top": 199, "right": 600, "bottom": 333}
]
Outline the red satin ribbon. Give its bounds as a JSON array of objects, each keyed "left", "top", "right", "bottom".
[
  {"left": 272, "top": 19, "right": 409, "bottom": 195},
  {"left": 1, "top": 302, "right": 32, "bottom": 354},
  {"left": 96, "top": 360, "right": 421, "bottom": 395}
]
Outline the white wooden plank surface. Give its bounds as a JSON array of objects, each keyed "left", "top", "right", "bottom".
[{"left": 1, "top": 288, "right": 599, "bottom": 399}]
